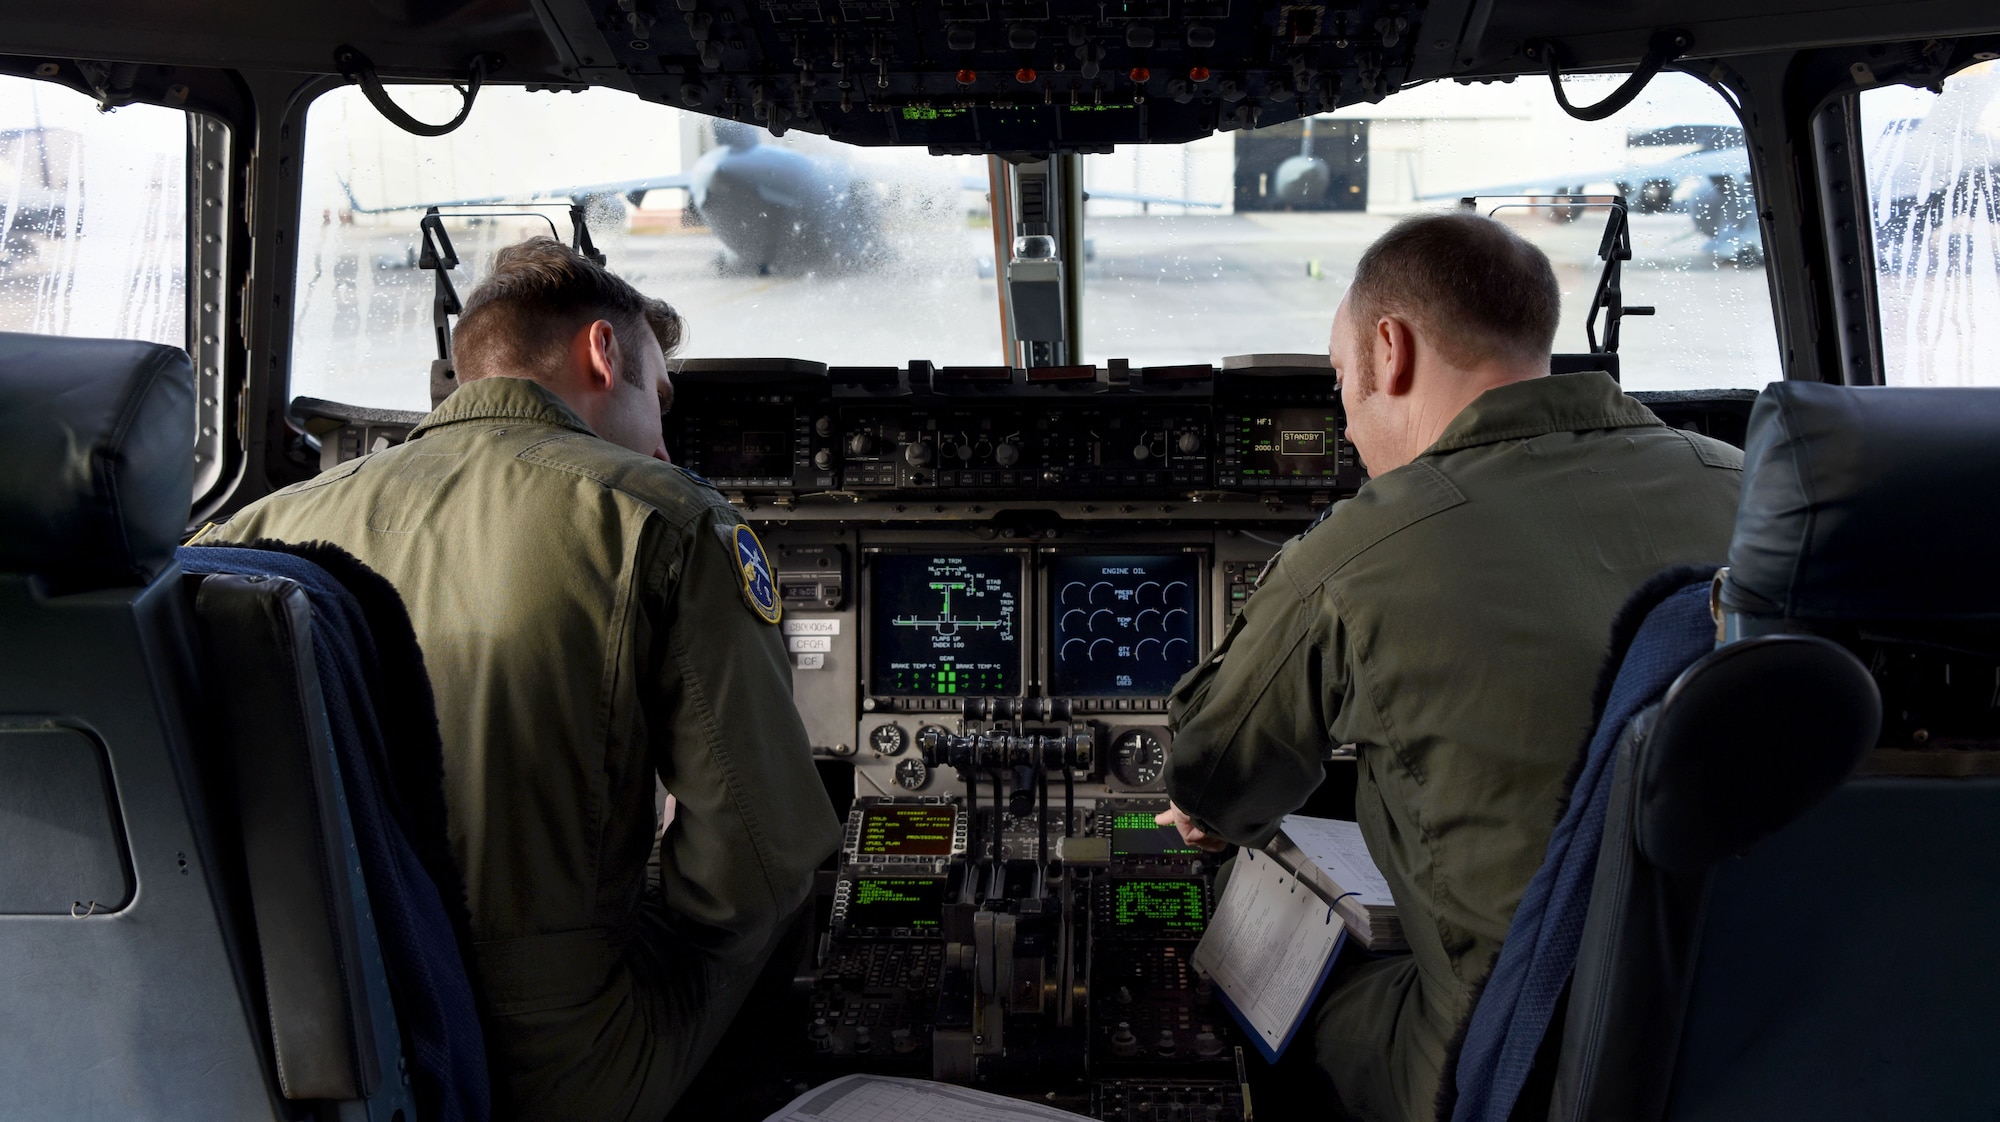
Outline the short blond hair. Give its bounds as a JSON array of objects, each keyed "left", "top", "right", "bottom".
[{"left": 452, "top": 236, "right": 683, "bottom": 387}]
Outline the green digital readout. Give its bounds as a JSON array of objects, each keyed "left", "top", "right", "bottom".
[
  {"left": 849, "top": 876, "right": 945, "bottom": 931},
  {"left": 1235, "top": 409, "right": 1342, "bottom": 480},
  {"left": 858, "top": 806, "right": 956, "bottom": 856},
  {"left": 1110, "top": 879, "right": 1206, "bottom": 932},
  {"left": 1110, "top": 811, "right": 1199, "bottom": 858}
]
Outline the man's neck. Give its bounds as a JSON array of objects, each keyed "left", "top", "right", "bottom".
[{"left": 1393, "top": 365, "right": 1546, "bottom": 468}]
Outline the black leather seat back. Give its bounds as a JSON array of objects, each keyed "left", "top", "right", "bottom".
[
  {"left": 0, "top": 333, "right": 410, "bottom": 1119},
  {"left": 1551, "top": 381, "right": 2000, "bottom": 1121}
]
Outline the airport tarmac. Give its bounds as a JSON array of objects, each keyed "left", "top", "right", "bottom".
[
  {"left": 3, "top": 206, "right": 1781, "bottom": 415},
  {"left": 283, "top": 207, "right": 1780, "bottom": 411}
]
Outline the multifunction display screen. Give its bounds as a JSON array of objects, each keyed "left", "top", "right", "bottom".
[
  {"left": 848, "top": 876, "right": 946, "bottom": 933},
  {"left": 1109, "top": 811, "right": 1200, "bottom": 858},
  {"left": 688, "top": 409, "right": 794, "bottom": 480},
  {"left": 1049, "top": 554, "right": 1199, "bottom": 696},
  {"left": 1231, "top": 408, "right": 1343, "bottom": 481},
  {"left": 1104, "top": 878, "right": 1207, "bottom": 936},
  {"left": 870, "top": 554, "right": 1020, "bottom": 696},
  {"left": 857, "top": 805, "right": 957, "bottom": 857}
]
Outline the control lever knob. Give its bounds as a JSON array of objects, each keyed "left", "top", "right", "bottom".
[
  {"left": 814, "top": 415, "right": 834, "bottom": 437},
  {"left": 891, "top": 1027, "right": 918, "bottom": 1054},
  {"left": 813, "top": 449, "right": 834, "bottom": 471},
  {"left": 853, "top": 1025, "right": 873, "bottom": 1052},
  {"left": 1194, "top": 1030, "right": 1223, "bottom": 1057},
  {"left": 994, "top": 441, "right": 1021, "bottom": 467},
  {"left": 1111, "top": 1021, "right": 1140, "bottom": 1057},
  {"left": 808, "top": 1018, "right": 831, "bottom": 1052},
  {"left": 846, "top": 432, "right": 876, "bottom": 456},
  {"left": 903, "top": 442, "right": 934, "bottom": 467},
  {"left": 1177, "top": 431, "right": 1203, "bottom": 454},
  {"left": 1156, "top": 1028, "right": 1177, "bottom": 1055}
]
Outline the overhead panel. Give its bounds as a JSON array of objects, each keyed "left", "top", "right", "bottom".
[{"left": 531, "top": 0, "right": 1440, "bottom": 151}]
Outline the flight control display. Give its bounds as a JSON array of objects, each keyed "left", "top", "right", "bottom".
[
  {"left": 1050, "top": 554, "right": 1200, "bottom": 697},
  {"left": 870, "top": 554, "right": 1021, "bottom": 697},
  {"left": 1226, "top": 407, "right": 1347, "bottom": 484},
  {"left": 846, "top": 876, "right": 946, "bottom": 935},
  {"left": 857, "top": 805, "right": 958, "bottom": 857},
  {"left": 1110, "top": 812, "right": 1201, "bottom": 859},
  {"left": 1099, "top": 878, "right": 1208, "bottom": 938}
]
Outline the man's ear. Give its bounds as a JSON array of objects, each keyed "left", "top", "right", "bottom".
[
  {"left": 580, "top": 319, "right": 622, "bottom": 391},
  {"left": 1377, "top": 315, "right": 1419, "bottom": 396}
]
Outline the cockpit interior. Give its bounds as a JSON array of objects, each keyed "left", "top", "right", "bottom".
[{"left": 3, "top": 1, "right": 1999, "bottom": 1119}]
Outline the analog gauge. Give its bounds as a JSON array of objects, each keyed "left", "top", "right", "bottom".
[
  {"left": 869, "top": 723, "right": 909, "bottom": 756},
  {"left": 1111, "top": 729, "right": 1168, "bottom": 789},
  {"left": 894, "top": 757, "right": 931, "bottom": 791}
]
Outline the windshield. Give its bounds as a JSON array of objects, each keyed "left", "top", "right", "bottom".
[
  {"left": 294, "top": 86, "right": 1000, "bottom": 411},
  {"left": 1860, "top": 59, "right": 2000, "bottom": 387},
  {"left": 0, "top": 74, "right": 186, "bottom": 346},
  {"left": 1082, "top": 72, "right": 1779, "bottom": 390}
]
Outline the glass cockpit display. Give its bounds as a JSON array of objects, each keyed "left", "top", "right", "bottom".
[
  {"left": 870, "top": 554, "right": 1021, "bottom": 696},
  {"left": 1050, "top": 554, "right": 1199, "bottom": 696},
  {"left": 857, "top": 805, "right": 958, "bottom": 857},
  {"left": 1230, "top": 408, "right": 1345, "bottom": 483}
]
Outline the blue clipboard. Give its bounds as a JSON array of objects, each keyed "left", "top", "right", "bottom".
[{"left": 1205, "top": 853, "right": 1350, "bottom": 1064}]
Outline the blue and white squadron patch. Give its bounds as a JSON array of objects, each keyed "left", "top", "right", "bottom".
[{"left": 733, "top": 523, "right": 781, "bottom": 624}]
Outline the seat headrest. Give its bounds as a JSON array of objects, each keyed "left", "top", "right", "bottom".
[
  {"left": 1721, "top": 381, "right": 2000, "bottom": 623},
  {"left": 0, "top": 332, "right": 195, "bottom": 589},
  {"left": 1637, "top": 634, "right": 1880, "bottom": 874}
]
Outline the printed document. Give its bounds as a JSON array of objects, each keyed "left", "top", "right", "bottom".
[
  {"left": 1191, "top": 847, "right": 1347, "bottom": 1062},
  {"left": 762, "top": 1074, "right": 1090, "bottom": 1121}
]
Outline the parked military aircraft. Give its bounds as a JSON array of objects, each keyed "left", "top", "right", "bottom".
[
  {"left": 1438, "top": 124, "right": 1762, "bottom": 262},
  {"left": 343, "top": 119, "right": 1218, "bottom": 275}
]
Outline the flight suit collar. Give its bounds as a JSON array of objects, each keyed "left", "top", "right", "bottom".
[
  {"left": 1422, "top": 371, "right": 1659, "bottom": 457},
  {"left": 408, "top": 376, "right": 599, "bottom": 440}
]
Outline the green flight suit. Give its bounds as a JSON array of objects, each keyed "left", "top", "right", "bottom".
[
  {"left": 200, "top": 377, "right": 841, "bottom": 1121},
  {"left": 1167, "top": 372, "right": 1743, "bottom": 1122}
]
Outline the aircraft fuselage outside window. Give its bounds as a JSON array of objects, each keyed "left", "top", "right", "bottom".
[
  {"left": 1083, "top": 72, "right": 1780, "bottom": 390},
  {"left": 0, "top": 75, "right": 186, "bottom": 348},
  {"left": 1862, "top": 58, "right": 2000, "bottom": 387},
  {"left": 293, "top": 71, "right": 1782, "bottom": 409},
  {"left": 292, "top": 85, "right": 1002, "bottom": 412}
]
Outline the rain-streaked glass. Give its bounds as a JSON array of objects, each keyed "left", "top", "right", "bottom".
[
  {"left": 1082, "top": 72, "right": 1780, "bottom": 390},
  {"left": 0, "top": 75, "right": 186, "bottom": 346},
  {"left": 294, "top": 87, "right": 1000, "bottom": 412},
  {"left": 1861, "top": 59, "right": 2000, "bottom": 387}
]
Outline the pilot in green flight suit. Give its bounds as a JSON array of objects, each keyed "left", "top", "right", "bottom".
[
  {"left": 1157, "top": 214, "right": 1743, "bottom": 1122},
  {"left": 198, "top": 238, "right": 841, "bottom": 1121}
]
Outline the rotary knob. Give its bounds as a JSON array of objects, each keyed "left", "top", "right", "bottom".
[
  {"left": 994, "top": 441, "right": 1021, "bottom": 467},
  {"left": 846, "top": 432, "right": 876, "bottom": 456},
  {"left": 904, "top": 442, "right": 934, "bottom": 467},
  {"left": 1177, "top": 431, "right": 1203, "bottom": 454},
  {"left": 813, "top": 449, "right": 833, "bottom": 471},
  {"left": 1132, "top": 443, "right": 1152, "bottom": 462}
]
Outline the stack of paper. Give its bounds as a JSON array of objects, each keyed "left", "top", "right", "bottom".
[
  {"left": 1271, "top": 815, "right": 1406, "bottom": 952},
  {"left": 1191, "top": 847, "right": 1346, "bottom": 1062}
]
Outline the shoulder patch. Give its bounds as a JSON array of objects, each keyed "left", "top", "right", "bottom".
[{"left": 732, "top": 523, "right": 782, "bottom": 624}]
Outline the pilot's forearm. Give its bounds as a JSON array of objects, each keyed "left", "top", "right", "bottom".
[{"left": 1166, "top": 578, "right": 1337, "bottom": 847}]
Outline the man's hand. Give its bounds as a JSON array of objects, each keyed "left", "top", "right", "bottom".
[{"left": 1155, "top": 802, "right": 1227, "bottom": 853}]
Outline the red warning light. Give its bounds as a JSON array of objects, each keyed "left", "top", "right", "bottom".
[
  {"left": 956, "top": 68, "right": 977, "bottom": 85},
  {"left": 1129, "top": 67, "right": 1152, "bottom": 83},
  {"left": 1016, "top": 67, "right": 1037, "bottom": 83},
  {"left": 1189, "top": 66, "right": 1212, "bottom": 82}
]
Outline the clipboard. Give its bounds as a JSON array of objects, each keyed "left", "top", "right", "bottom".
[{"left": 1191, "top": 848, "right": 1349, "bottom": 1063}]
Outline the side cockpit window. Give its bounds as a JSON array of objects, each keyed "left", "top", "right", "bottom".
[
  {"left": 1861, "top": 59, "right": 2000, "bottom": 386},
  {"left": 0, "top": 74, "right": 186, "bottom": 347}
]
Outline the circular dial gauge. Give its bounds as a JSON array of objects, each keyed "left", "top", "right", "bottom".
[
  {"left": 869, "top": 723, "right": 909, "bottom": 756},
  {"left": 1111, "top": 729, "right": 1167, "bottom": 789},
  {"left": 894, "top": 757, "right": 930, "bottom": 791}
]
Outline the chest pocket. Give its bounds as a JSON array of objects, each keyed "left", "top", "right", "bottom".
[{"left": 366, "top": 451, "right": 465, "bottom": 534}]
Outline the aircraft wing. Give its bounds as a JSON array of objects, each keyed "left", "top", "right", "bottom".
[
  {"left": 947, "top": 172, "right": 1222, "bottom": 209},
  {"left": 1083, "top": 188, "right": 1225, "bottom": 209},
  {"left": 1422, "top": 145, "right": 1748, "bottom": 202},
  {"left": 337, "top": 172, "right": 696, "bottom": 215}
]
